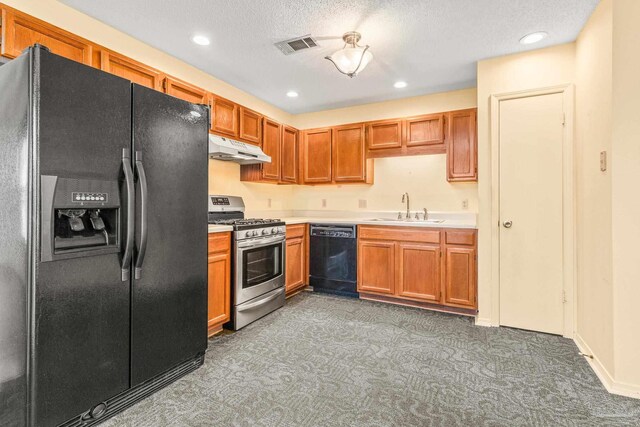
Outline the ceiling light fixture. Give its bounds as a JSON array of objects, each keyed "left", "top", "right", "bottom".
[
  {"left": 394, "top": 81, "right": 407, "bottom": 89},
  {"left": 325, "top": 31, "right": 373, "bottom": 78},
  {"left": 286, "top": 91, "right": 299, "bottom": 98},
  {"left": 519, "top": 31, "right": 548, "bottom": 45},
  {"left": 192, "top": 35, "right": 211, "bottom": 46}
]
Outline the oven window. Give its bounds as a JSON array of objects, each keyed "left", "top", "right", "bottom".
[{"left": 242, "top": 243, "right": 282, "bottom": 289}]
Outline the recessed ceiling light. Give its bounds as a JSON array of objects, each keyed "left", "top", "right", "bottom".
[
  {"left": 192, "top": 35, "right": 210, "bottom": 46},
  {"left": 286, "top": 91, "right": 299, "bottom": 98},
  {"left": 519, "top": 31, "right": 548, "bottom": 45},
  {"left": 394, "top": 81, "right": 408, "bottom": 89}
]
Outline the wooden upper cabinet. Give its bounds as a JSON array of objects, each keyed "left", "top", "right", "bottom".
[
  {"left": 397, "top": 243, "right": 441, "bottom": 303},
  {"left": 405, "top": 113, "right": 445, "bottom": 147},
  {"left": 447, "top": 109, "right": 477, "bottom": 182},
  {"left": 281, "top": 125, "right": 298, "bottom": 184},
  {"left": 1, "top": 7, "right": 93, "bottom": 64},
  {"left": 238, "top": 106, "right": 262, "bottom": 145},
  {"left": 302, "top": 128, "right": 332, "bottom": 184},
  {"left": 163, "top": 76, "right": 207, "bottom": 104},
  {"left": 99, "top": 50, "right": 163, "bottom": 90},
  {"left": 332, "top": 123, "right": 368, "bottom": 183},
  {"left": 261, "top": 118, "right": 281, "bottom": 181},
  {"left": 444, "top": 246, "right": 476, "bottom": 309},
  {"left": 366, "top": 119, "right": 403, "bottom": 150},
  {"left": 358, "top": 239, "right": 396, "bottom": 295},
  {"left": 209, "top": 94, "right": 238, "bottom": 137}
]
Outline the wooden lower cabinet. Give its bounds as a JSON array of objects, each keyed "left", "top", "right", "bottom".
[
  {"left": 285, "top": 224, "right": 308, "bottom": 295},
  {"left": 397, "top": 243, "right": 441, "bottom": 302},
  {"left": 444, "top": 246, "right": 476, "bottom": 308},
  {"left": 207, "top": 232, "right": 231, "bottom": 336},
  {"left": 357, "top": 226, "right": 477, "bottom": 311},
  {"left": 357, "top": 240, "right": 396, "bottom": 295}
]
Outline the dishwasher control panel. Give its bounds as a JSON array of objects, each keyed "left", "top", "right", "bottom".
[{"left": 309, "top": 224, "right": 356, "bottom": 239}]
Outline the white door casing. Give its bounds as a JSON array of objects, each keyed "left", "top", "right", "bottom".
[{"left": 490, "top": 85, "right": 575, "bottom": 337}]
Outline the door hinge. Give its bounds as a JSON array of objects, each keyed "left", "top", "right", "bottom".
[
  {"left": 562, "top": 113, "right": 566, "bottom": 126},
  {"left": 562, "top": 290, "right": 567, "bottom": 303}
]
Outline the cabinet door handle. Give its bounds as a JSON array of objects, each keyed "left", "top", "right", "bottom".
[{"left": 503, "top": 221, "right": 513, "bottom": 228}]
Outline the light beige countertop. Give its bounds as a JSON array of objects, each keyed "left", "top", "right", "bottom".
[
  {"left": 208, "top": 225, "right": 234, "bottom": 233},
  {"left": 278, "top": 217, "right": 476, "bottom": 229},
  {"left": 209, "top": 211, "right": 477, "bottom": 232}
]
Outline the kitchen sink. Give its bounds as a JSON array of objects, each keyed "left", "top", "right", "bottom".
[{"left": 366, "top": 218, "right": 445, "bottom": 224}]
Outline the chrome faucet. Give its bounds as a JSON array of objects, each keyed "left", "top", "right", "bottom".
[{"left": 401, "top": 193, "right": 410, "bottom": 220}]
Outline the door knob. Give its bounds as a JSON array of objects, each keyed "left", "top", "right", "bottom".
[{"left": 503, "top": 221, "right": 513, "bottom": 228}]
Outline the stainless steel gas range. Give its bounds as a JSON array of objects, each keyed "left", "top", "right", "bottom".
[{"left": 208, "top": 195, "right": 285, "bottom": 330}]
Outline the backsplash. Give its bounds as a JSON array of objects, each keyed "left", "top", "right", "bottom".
[{"left": 210, "top": 154, "right": 479, "bottom": 215}]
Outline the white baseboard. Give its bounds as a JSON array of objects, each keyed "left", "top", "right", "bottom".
[
  {"left": 474, "top": 317, "right": 494, "bottom": 327},
  {"left": 574, "top": 333, "right": 640, "bottom": 399}
]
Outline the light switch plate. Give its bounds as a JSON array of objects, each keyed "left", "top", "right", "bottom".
[{"left": 600, "top": 151, "right": 607, "bottom": 171}]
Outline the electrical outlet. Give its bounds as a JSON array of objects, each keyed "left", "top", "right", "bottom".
[
  {"left": 359, "top": 199, "right": 367, "bottom": 209},
  {"left": 322, "top": 199, "right": 327, "bottom": 208},
  {"left": 267, "top": 198, "right": 272, "bottom": 208},
  {"left": 462, "top": 199, "right": 468, "bottom": 210}
]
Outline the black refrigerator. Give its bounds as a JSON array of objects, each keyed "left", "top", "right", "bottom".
[{"left": 0, "top": 45, "right": 208, "bottom": 427}]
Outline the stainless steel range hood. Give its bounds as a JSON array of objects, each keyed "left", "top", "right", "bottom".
[{"left": 208, "top": 134, "right": 271, "bottom": 165}]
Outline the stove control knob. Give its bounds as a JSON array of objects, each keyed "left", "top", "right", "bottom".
[
  {"left": 252, "top": 231, "right": 258, "bottom": 237},
  {"left": 245, "top": 231, "right": 252, "bottom": 238},
  {"left": 271, "top": 228, "right": 277, "bottom": 234},
  {"left": 262, "top": 229, "right": 269, "bottom": 235}
]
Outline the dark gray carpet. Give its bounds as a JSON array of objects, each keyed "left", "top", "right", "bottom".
[{"left": 101, "top": 292, "right": 640, "bottom": 426}]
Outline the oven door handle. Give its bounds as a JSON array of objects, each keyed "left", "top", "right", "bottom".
[
  {"left": 237, "top": 288, "right": 285, "bottom": 312},
  {"left": 237, "top": 236, "right": 285, "bottom": 249}
]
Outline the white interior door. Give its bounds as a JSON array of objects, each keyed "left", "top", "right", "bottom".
[{"left": 499, "top": 93, "right": 565, "bottom": 335}]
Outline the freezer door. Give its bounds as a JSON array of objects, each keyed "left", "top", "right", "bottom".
[
  {"left": 33, "top": 48, "right": 132, "bottom": 426},
  {"left": 131, "top": 84, "right": 208, "bottom": 386},
  {"left": 0, "top": 50, "right": 30, "bottom": 427}
]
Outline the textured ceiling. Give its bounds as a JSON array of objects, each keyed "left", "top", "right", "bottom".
[{"left": 61, "top": 0, "right": 599, "bottom": 113}]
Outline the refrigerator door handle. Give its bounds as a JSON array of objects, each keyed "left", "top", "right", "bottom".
[
  {"left": 122, "top": 149, "right": 135, "bottom": 281},
  {"left": 134, "top": 151, "right": 149, "bottom": 280}
]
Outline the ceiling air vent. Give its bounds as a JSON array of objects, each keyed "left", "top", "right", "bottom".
[{"left": 274, "top": 35, "right": 319, "bottom": 55}]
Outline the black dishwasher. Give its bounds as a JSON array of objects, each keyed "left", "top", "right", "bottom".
[{"left": 309, "top": 224, "right": 358, "bottom": 298}]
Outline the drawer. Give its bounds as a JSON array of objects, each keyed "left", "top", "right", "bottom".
[
  {"left": 286, "top": 224, "right": 306, "bottom": 239},
  {"left": 358, "top": 226, "right": 440, "bottom": 244},
  {"left": 208, "top": 232, "right": 231, "bottom": 254},
  {"left": 445, "top": 230, "right": 476, "bottom": 246}
]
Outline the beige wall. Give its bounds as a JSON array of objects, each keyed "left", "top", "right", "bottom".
[
  {"left": 291, "top": 155, "right": 478, "bottom": 212},
  {"left": 291, "top": 88, "right": 478, "bottom": 213},
  {"left": 5, "top": 0, "right": 294, "bottom": 125},
  {"left": 476, "top": 44, "right": 576, "bottom": 325},
  {"left": 611, "top": 0, "right": 640, "bottom": 388},
  {"left": 575, "top": 0, "right": 615, "bottom": 381},
  {"left": 208, "top": 160, "right": 294, "bottom": 214}
]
